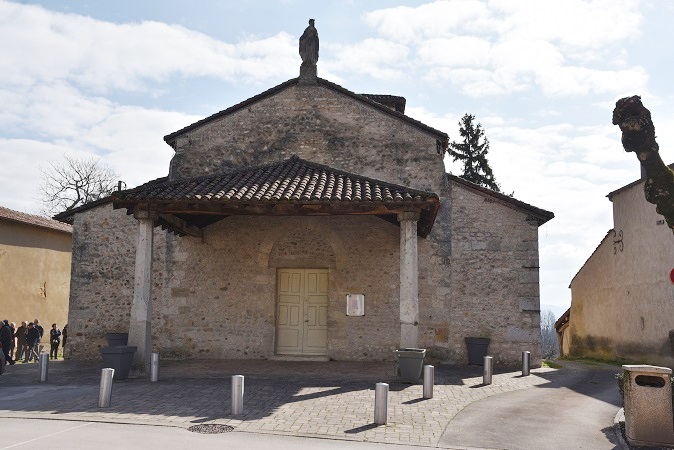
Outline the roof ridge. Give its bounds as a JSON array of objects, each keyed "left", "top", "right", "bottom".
[
  {"left": 163, "top": 77, "right": 449, "bottom": 145},
  {"left": 607, "top": 161, "right": 674, "bottom": 199},
  {"left": 568, "top": 229, "right": 614, "bottom": 288},
  {"left": 53, "top": 196, "right": 114, "bottom": 223},
  {"left": 447, "top": 173, "right": 554, "bottom": 223},
  {"left": 0, "top": 205, "right": 72, "bottom": 233},
  {"left": 164, "top": 78, "right": 299, "bottom": 144},
  {"left": 317, "top": 78, "right": 447, "bottom": 140}
]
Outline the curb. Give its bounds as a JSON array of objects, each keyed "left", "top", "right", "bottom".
[{"left": 614, "top": 408, "right": 631, "bottom": 450}]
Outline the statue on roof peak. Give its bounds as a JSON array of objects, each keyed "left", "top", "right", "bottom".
[{"left": 299, "top": 18, "right": 319, "bottom": 66}]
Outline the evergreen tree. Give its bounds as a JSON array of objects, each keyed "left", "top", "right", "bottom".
[{"left": 448, "top": 113, "right": 500, "bottom": 192}]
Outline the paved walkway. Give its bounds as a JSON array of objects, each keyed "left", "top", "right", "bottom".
[
  {"left": 438, "top": 362, "right": 623, "bottom": 449},
  {"left": 0, "top": 358, "right": 620, "bottom": 448}
]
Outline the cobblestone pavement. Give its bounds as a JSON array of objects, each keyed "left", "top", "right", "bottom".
[{"left": 0, "top": 358, "right": 566, "bottom": 447}]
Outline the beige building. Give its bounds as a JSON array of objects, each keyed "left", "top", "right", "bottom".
[
  {"left": 566, "top": 168, "right": 674, "bottom": 365},
  {"left": 0, "top": 206, "right": 72, "bottom": 328},
  {"left": 554, "top": 308, "right": 570, "bottom": 356},
  {"left": 56, "top": 32, "right": 553, "bottom": 368}
]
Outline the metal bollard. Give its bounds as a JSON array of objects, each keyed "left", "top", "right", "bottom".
[
  {"left": 231, "top": 375, "right": 244, "bottom": 415},
  {"left": 374, "top": 382, "right": 389, "bottom": 425},
  {"left": 98, "top": 368, "right": 115, "bottom": 408},
  {"left": 483, "top": 356, "right": 493, "bottom": 385},
  {"left": 150, "top": 352, "right": 159, "bottom": 382},
  {"left": 522, "top": 351, "right": 530, "bottom": 376},
  {"left": 38, "top": 352, "right": 49, "bottom": 382},
  {"left": 423, "top": 365, "right": 434, "bottom": 399}
]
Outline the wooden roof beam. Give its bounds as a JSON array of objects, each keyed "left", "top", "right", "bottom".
[{"left": 157, "top": 213, "right": 203, "bottom": 238}]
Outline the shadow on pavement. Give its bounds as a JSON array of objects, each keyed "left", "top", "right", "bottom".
[
  {"left": 344, "top": 423, "right": 381, "bottom": 434},
  {"left": 529, "top": 361, "right": 623, "bottom": 408},
  {"left": 0, "top": 358, "right": 623, "bottom": 427},
  {"left": 0, "top": 359, "right": 422, "bottom": 424},
  {"left": 600, "top": 424, "right": 623, "bottom": 449}
]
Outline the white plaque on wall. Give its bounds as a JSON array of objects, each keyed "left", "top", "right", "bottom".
[{"left": 346, "top": 294, "right": 365, "bottom": 316}]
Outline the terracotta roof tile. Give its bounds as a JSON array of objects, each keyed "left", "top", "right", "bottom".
[
  {"left": 118, "top": 155, "right": 437, "bottom": 205},
  {"left": 0, "top": 206, "right": 72, "bottom": 234}
]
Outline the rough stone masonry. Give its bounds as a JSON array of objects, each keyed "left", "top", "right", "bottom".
[{"left": 60, "top": 21, "right": 552, "bottom": 368}]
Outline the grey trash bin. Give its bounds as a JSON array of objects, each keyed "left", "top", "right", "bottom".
[
  {"left": 465, "top": 337, "right": 490, "bottom": 365},
  {"left": 395, "top": 348, "right": 426, "bottom": 382},
  {"left": 622, "top": 365, "right": 674, "bottom": 447},
  {"left": 100, "top": 346, "right": 137, "bottom": 380},
  {"left": 105, "top": 333, "right": 129, "bottom": 347}
]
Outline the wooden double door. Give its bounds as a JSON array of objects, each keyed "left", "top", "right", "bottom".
[{"left": 276, "top": 269, "right": 328, "bottom": 355}]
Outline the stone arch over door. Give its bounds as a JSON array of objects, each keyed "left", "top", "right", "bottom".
[{"left": 268, "top": 227, "right": 337, "bottom": 269}]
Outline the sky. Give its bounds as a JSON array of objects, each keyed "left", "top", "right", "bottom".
[{"left": 1, "top": 0, "right": 673, "bottom": 319}]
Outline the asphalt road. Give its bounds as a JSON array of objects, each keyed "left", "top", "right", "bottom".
[
  {"left": 0, "top": 418, "right": 409, "bottom": 450},
  {"left": 438, "top": 364, "right": 623, "bottom": 449}
]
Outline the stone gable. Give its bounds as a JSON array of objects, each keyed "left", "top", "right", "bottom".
[{"left": 168, "top": 82, "right": 445, "bottom": 195}]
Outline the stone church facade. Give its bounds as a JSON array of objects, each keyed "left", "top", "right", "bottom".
[{"left": 56, "top": 24, "right": 553, "bottom": 368}]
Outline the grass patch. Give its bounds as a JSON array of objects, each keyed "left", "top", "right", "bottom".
[{"left": 541, "top": 359, "right": 563, "bottom": 369}]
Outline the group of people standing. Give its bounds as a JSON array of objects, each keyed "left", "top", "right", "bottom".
[{"left": 0, "top": 320, "right": 67, "bottom": 372}]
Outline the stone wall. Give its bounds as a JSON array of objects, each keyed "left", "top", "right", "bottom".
[
  {"left": 169, "top": 215, "right": 404, "bottom": 360},
  {"left": 448, "top": 181, "right": 543, "bottom": 366},
  {"left": 66, "top": 204, "right": 166, "bottom": 359},
  {"left": 67, "top": 191, "right": 544, "bottom": 367},
  {"left": 67, "top": 206, "right": 406, "bottom": 361}
]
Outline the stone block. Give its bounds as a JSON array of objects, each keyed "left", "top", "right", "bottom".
[
  {"left": 518, "top": 297, "right": 539, "bottom": 311},
  {"left": 486, "top": 239, "right": 501, "bottom": 251},
  {"left": 506, "top": 326, "right": 538, "bottom": 342},
  {"left": 519, "top": 270, "right": 539, "bottom": 284}
]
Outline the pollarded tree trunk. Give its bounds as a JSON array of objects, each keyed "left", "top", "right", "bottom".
[{"left": 612, "top": 96, "right": 674, "bottom": 233}]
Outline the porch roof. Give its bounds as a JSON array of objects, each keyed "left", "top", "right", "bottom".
[{"left": 112, "top": 155, "right": 440, "bottom": 238}]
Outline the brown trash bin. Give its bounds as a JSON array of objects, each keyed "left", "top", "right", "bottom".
[{"left": 622, "top": 364, "right": 674, "bottom": 447}]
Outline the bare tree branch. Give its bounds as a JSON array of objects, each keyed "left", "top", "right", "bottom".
[
  {"left": 39, "top": 154, "right": 119, "bottom": 216},
  {"left": 540, "top": 310, "right": 559, "bottom": 359}
]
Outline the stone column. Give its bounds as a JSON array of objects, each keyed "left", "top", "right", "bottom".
[
  {"left": 398, "top": 211, "right": 419, "bottom": 348},
  {"left": 128, "top": 210, "right": 156, "bottom": 371}
]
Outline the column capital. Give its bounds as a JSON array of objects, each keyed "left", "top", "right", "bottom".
[{"left": 397, "top": 211, "right": 420, "bottom": 222}]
